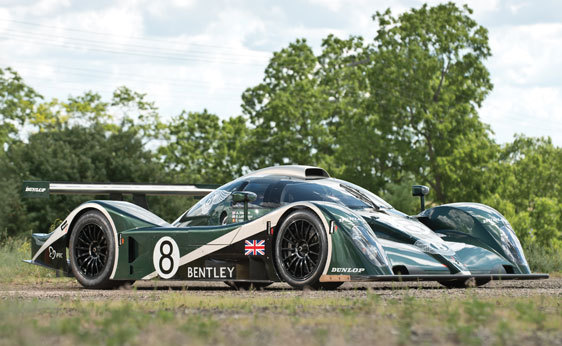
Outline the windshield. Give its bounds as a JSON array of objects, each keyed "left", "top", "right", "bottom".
[
  {"left": 177, "top": 176, "right": 392, "bottom": 226},
  {"left": 280, "top": 179, "right": 392, "bottom": 210},
  {"left": 331, "top": 179, "right": 392, "bottom": 209}
]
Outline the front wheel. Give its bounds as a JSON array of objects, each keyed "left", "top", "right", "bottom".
[
  {"left": 274, "top": 210, "right": 328, "bottom": 289},
  {"left": 69, "top": 210, "right": 117, "bottom": 289}
]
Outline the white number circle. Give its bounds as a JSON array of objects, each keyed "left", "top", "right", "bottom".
[{"left": 153, "top": 236, "right": 180, "bottom": 279}]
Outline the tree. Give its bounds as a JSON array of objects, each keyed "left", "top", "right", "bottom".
[
  {"left": 3, "top": 123, "right": 167, "bottom": 236},
  {"left": 369, "top": 3, "right": 497, "bottom": 203},
  {"left": 111, "top": 86, "right": 166, "bottom": 142},
  {"left": 158, "top": 110, "right": 249, "bottom": 185},
  {"left": 242, "top": 39, "right": 333, "bottom": 169},
  {"left": 317, "top": 34, "right": 407, "bottom": 191},
  {"left": 0, "top": 86, "right": 181, "bottom": 234},
  {"left": 241, "top": 35, "right": 395, "bottom": 191},
  {"left": 484, "top": 135, "right": 562, "bottom": 247},
  {"left": 241, "top": 4, "right": 499, "bottom": 201},
  {"left": 0, "top": 67, "right": 42, "bottom": 149}
]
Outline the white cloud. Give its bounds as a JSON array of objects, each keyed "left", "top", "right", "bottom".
[
  {"left": 307, "top": 0, "right": 346, "bottom": 12},
  {"left": 63, "top": 6, "right": 145, "bottom": 41},
  {"left": 481, "top": 85, "right": 562, "bottom": 142},
  {"left": 508, "top": 2, "right": 528, "bottom": 14},
  {"left": 27, "top": 0, "right": 70, "bottom": 16},
  {"left": 479, "top": 19, "right": 562, "bottom": 144},
  {"left": 489, "top": 23, "right": 562, "bottom": 86},
  {"left": 0, "top": 0, "right": 560, "bottom": 146},
  {"left": 421, "top": 0, "right": 500, "bottom": 15},
  {"left": 0, "top": 8, "right": 11, "bottom": 33},
  {"left": 171, "top": 0, "right": 196, "bottom": 9}
]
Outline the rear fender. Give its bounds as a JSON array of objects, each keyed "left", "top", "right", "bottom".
[{"left": 28, "top": 202, "right": 120, "bottom": 278}]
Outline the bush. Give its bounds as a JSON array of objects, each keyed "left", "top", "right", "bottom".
[
  {"left": 524, "top": 242, "right": 562, "bottom": 274},
  {"left": 0, "top": 237, "right": 59, "bottom": 284}
]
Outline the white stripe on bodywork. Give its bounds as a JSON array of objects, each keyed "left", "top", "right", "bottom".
[
  {"left": 32, "top": 203, "right": 120, "bottom": 279},
  {"left": 143, "top": 202, "right": 332, "bottom": 280}
]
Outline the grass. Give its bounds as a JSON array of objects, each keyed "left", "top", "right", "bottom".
[
  {"left": 0, "top": 292, "right": 560, "bottom": 345},
  {"left": 1, "top": 238, "right": 561, "bottom": 345},
  {"left": 0, "top": 237, "right": 73, "bottom": 285}
]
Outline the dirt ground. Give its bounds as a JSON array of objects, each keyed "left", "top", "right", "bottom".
[
  {"left": 1, "top": 277, "right": 560, "bottom": 345},
  {"left": 2, "top": 277, "right": 560, "bottom": 301}
]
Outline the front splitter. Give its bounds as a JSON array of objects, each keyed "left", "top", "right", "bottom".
[{"left": 319, "top": 273, "right": 549, "bottom": 282}]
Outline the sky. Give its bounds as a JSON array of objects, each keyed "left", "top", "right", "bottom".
[{"left": 0, "top": 0, "right": 561, "bottom": 146}]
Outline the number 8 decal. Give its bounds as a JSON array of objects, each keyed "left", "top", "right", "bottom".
[{"left": 153, "top": 236, "right": 180, "bottom": 279}]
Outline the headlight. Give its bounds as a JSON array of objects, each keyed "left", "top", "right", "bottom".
[
  {"left": 349, "top": 224, "right": 389, "bottom": 267},
  {"left": 324, "top": 203, "right": 390, "bottom": 268}
]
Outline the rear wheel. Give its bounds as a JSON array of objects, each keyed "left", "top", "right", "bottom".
[
  {"left": 274, "top": 210, "right": 328, "bottom": 289},
  {"left": 69, "top": 210, "right": 117, "bottom": 289}
]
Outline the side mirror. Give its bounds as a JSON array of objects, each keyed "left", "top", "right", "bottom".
[
  {"left": 412, "top": 185, "right": 430, "bottom": 212},
  {"left": 231, "top": 191, "right": 257, "bottom": 221}
]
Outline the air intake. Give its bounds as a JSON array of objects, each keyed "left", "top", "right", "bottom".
[
  {"left": 244, "top": 165, "right": 330, "bottom": 180},
  {"left": 305, "top": 168, "right": 330, "bottom": 178}
]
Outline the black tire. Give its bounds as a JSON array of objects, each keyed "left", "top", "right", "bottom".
[
  {"left": 274, "top": 210, "right": 328, "bottom": 289},
  {"left": 69, "top": 210, "right": 117, "bottom": 289},
  {"left": 224, "top": 281, "right": 272, "bottom": 291},
  {"left": 438, "top": 278, "right": 491, "bottom": 288}
]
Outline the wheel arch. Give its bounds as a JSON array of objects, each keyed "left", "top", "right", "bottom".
[
  {"left": 270, "top": 203, "right": 333, "bottom": 283},
  {"left": 65, "top": 207, "right": 98, "bottom": 247},
  {"left": 418, "top": 203, "right": 530, "bottom": 273},
  {"left": 64, "top": 203, "right": 120, "bottom": 280},
  {"left": 273, "top": 205, "right": 323, "bottom": 238}
]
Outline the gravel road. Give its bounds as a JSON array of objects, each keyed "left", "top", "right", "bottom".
[{"left": 1, "top": 277, "right": 560, "bottom": 301}]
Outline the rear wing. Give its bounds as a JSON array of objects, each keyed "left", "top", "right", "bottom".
[{"left": 22, "top": 181, "right": 217, "bottom": 209}]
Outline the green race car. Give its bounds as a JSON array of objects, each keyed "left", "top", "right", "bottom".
[{"left": 25, "top": 165, "right": 548, "bottom": 290}]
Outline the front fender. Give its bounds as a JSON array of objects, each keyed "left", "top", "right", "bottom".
[
  {"left": 417, "top": 203, "right": 530, "bottom": 274},
  {"left": 313, "top": 203, "right": 393, "bottom": 276}
]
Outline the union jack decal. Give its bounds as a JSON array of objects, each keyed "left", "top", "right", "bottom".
[{"left": 245, "top": 240, "right": 265, "bottom": 256}]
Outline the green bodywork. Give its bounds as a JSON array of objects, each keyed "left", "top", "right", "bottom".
[
  {"left": 417, "top": 203, "right": 531, "bottom": 274},
  {"left": 28, "top": 177, "right": 539, "bottom": 284}
]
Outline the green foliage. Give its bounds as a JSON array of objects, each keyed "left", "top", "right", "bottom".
[
  {"left": 380, "top": 178, "right": 420, "bottom": 215},
  {"left": 157, "top": 110, "right": 248, "bottom": 184},
  {"left": 523, "top": 243, "right": 562, "bottom": 273},
  {"left": 2, "top": 123, "right": 167, "bottom": 235},
  {"left": 242, "top": 39, "right": 332, "bottom": 168},
  {"left": 370, "top": 3, "right": 496, "bottom": 203},
  {"left": 0, "top": 67, "right": 42, "bottom": 147},
  {"left": 0, "top": 238, "right": 60, "bottom": 283},
  {"left": 483, "top": 135, "right": 562, "bottom": 249},
  {"left": 0, "top": 174, "right": 31, "bottom": 241}
]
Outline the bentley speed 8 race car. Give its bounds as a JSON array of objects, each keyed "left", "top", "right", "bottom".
[{"left": 24, "top": 165, "right": 548, "bottom": 290}]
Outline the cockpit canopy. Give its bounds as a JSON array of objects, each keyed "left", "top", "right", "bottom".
[{"left": 175, "top": 175, "right": 392, "bottom": 227}]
